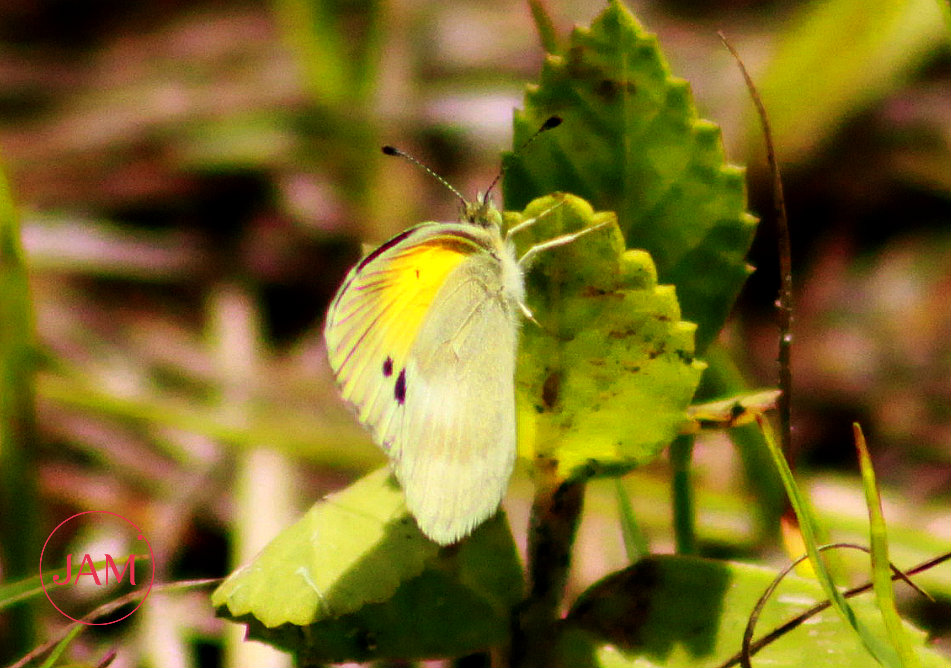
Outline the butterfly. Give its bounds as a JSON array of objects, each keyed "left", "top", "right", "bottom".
[{"left": 324, "top": 120, "right": 604, "bottom": 544}]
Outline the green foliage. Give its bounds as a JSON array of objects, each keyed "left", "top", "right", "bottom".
[
  {"left": 0, "top": 0, "right": 946, "bottom": 664},
  {"left": 0, "top": 153, "right": 40, "bottom": 651},
  {"left": 554, "top": 555, "right": 948, "bottom": 668},
  {"left": 752, "top": 0, "right": 948, "bottom": 161},
  {"left": 693, "top": 345, "right": 787, "bottom": 542},
  {"left": 208, "top": 3, "right": 951, "bottom": 665},
  {"left": 212, "top": 178, "right": 706, "bottom": 658},
  {"left": 758, "top": 418, "right": 902, "bottom": 668},
  {"left": 856, "top": 425, "right": 919, "bottom": 668},
  {"left": 212, "top": 468, "right": 524, "bottom": 661},
  {"left": 615, "top": 477, "right": 649, "bottom": 561},
  {"left": 503, "top": 0, "right": 757, "bottom": 352},
  {"left": 510, "top": 194, "right": 705, "bottom": 481},
  {"left": 274, "top": 0, "right": 383, "bottom": 108}
]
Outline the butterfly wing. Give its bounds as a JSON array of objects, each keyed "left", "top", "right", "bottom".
[
  {"left": 324, "top": 224, "right": 520, "bottom": 544},
  {"left": 325, "top": 224, "right": 482, "bottom": 454},
  {"left": 398, "top": 251, "right": 520, "bottom": 544}
]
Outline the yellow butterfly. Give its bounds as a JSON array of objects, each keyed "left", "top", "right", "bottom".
[{"left": 324, "top": 123, "right": 603, "bottom": 544}]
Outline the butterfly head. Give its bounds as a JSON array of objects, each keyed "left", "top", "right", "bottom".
[{"left": 462, "top": 193, "right": 503, "bottom": 229}]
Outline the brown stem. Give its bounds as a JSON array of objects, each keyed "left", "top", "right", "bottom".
[
  {"left": 511, "top": 474, "right": 585, "bottom": 668},
  {"left": 718, "top": 32, "right": 794, "bottom": 466}
]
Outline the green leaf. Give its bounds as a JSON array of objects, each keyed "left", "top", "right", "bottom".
[
  {"left": 504, "top": 0, "right": 756, "bottom": 352},
  {"left": 555, "top": 555, "right": 948, "bottom": 668},
  {"left": 509, "top": 194, "right": 705, "bottom": 481},
  {"left": 211, "top": 468, "right": 438, "bottom": 626},
  {"left": 213, "top": 468, "right": 524, "bottom": 661}
]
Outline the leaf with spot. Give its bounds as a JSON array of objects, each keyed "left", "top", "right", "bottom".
[
  {"left": 212, "top": 468, "right": 524, "bottom": 662},
  {"left": 508, "top": 194, "right": 705, "bottom": 481},
  {"left": 503, "top": 0, "right": 757, "bottom": 352}
]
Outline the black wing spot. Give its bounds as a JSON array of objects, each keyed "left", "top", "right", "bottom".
[
  {"left": 394, "top": 368, "right": 407, "bottom": 405},
  {"left": 382, "top": 356, "right": 394, "bottom": 377}
]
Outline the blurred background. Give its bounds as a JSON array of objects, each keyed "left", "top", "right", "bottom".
[{"left": 0, "top": 0, "right": 948, "bottom": 666}]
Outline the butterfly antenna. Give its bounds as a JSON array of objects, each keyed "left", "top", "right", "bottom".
[
  {"left": 381, "top": 145, "right": 468, "bottom": 209},
  {"left": 481, "top": 115, "right": 562, "bottom": 206}
]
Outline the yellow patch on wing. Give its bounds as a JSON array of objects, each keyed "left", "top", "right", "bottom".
[{"left": 325, "top": 235, "right": 478, "bottom": 441}]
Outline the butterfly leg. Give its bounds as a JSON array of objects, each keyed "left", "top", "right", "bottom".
[
  {"left": 517, "top": 219, "right": 613, "bottom": 269},
  {"left": 505, "top": 199, "right": 567, "bottom": 237},
  {"left": 518, "top": 300, "right": 540, "bottom": 326}
]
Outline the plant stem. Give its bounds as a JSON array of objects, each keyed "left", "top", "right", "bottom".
[
  {"left": 511, "top": 475, "right": 585, "bottom": 668},
  {"left": 670, "top": 435, "right": 696, "bottom": 554},
  {"left": 718, "top": 32, "right": 794, "bottom": 465}
]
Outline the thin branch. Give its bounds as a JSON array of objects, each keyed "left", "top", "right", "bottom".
[{"left": 718, "top": 32, "right": 795, "bottom": 464}]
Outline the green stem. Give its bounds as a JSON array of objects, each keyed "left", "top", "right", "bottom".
[
  {"left": 670, "top": 435, "right": 696, "bottom": 554},
  {"left": 700, "top": 345, "right": 784, "bottom": 544}
]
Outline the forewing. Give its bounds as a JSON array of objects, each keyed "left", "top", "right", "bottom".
[
  {"left": 396, "top": 254, "right": 520, "bottom": 545},
  {"left": 323, "top": 224, "right": 486, "bottom": 456}
]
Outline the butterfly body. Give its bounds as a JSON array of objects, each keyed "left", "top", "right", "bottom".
[{"left": 324, "top": 206, "right": 525, "bottom": 545}]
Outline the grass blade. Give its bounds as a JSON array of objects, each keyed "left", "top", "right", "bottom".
[
  {"left": 756, "top": 415, "right": 899, "bottom": 668},
  {"left": 37, "top": 625, "right": 84, "bottom": 668},
  {"left": 614, "top": 477, "right": 649, "bottom": 561},
  {"left": 855, "top": 423, "right": 919, "bottom": 668}
]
